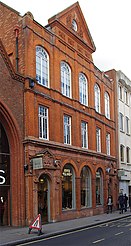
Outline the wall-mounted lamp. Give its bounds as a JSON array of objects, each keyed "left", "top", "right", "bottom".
[{"left": 24, "top": 164, "right": 28, "bottom": 172}]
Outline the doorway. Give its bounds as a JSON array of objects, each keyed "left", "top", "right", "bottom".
[
  {"left": 0, "top": 123, "right": 10, "bottom": 226},
  {"left": 38, "top": 174, "right": 50, "bottom": 223}
]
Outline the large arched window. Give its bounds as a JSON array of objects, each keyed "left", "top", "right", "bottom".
[
  {"left": 94, "top": 84, "right": 100, "bottom": 113},
  {"left": 62, "top": 164, "right": 76, "bottom": 210},
  {"left": 96, "top": 168, "right": 103, "bottom": 205},
  {"left": 79, "top": 73, "right": 88, "bottom": 106},
  {"left": 105, "top": 92, "right": 110, "bottom": 119},
  {"left": 36, "top": 46, "right": 49, "bottom": 87},
  {"left": 61, "top": 61, "right": 71, "bottom": 98},
  {"left": 81, "top": 166, "right": 91, "bottom": 208}
]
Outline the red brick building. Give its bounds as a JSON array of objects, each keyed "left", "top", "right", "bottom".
[{"left": 0, "top": 1, "right": 118, "bottom": 226}]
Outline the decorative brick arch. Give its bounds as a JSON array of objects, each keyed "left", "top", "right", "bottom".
[{"left": 0, "top": 101, "right": 24, "bottom": 226}]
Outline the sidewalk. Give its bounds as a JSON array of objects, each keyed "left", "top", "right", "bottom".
[{"left": 0, "top": 210, "right": 131, "bottom": 246}]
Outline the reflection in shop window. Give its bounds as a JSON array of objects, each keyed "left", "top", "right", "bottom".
[
  {"left": 81, "top": 166, "right": 91, "bottom": 208},
  {"left": 96, "top": 168, "right": 103, "bottom": 205},
  {"left": 62, "top": 164, "right": 76, "bottom": 210}
]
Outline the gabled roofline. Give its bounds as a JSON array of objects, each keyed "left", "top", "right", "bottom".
[
  {"left": 0, "top": 1, "right": 20, "bottom": 15},
  {"left": 47, "top": 1, "right": 96, "bottom": 51},
  {"left": 0, "top": 39, "right": 24, "bottom": 83}
]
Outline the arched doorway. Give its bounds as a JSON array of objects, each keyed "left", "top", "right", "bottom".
[
  {"left": 0, "top": 123, "right": 10, "bottom": 226},
  {"left": 38, "top": 174, "right": 50, "bottom": 223}
]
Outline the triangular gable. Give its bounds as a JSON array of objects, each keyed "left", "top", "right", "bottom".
[
  {"left": 48, "top": 2, "right": 96, "bottom": 52},
  {"left": 0, "top": 39, "right": 24, "bottom": 83}
]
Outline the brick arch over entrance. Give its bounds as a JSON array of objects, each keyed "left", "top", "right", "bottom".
[{"left": 0, "top": 101, "right": 25, "bottom": 226}]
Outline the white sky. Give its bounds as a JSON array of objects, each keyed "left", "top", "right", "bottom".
[{"left": 2, "top": 0, "right": 131, "bottom": 80}]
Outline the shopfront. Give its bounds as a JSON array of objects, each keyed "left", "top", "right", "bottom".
[{"left": 0, "top": 123, "right": 10, "bottom": 226}]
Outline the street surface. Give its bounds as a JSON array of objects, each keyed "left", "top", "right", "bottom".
[{"left": 19, "top": 217, "right": 131, "bottom": 246}]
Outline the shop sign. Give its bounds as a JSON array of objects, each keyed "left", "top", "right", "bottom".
[
  {"left": 32, "top": 158, "right": 43, "bottom": 170},
  {"left": 0, "top": 170, "right": 6, "bottom": 185}
]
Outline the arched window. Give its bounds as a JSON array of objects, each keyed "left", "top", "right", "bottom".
[
  {"left": 81, "top": 166, "right": 91, "bottom": 208},
  {"left": 62, "top": 164, "right": 76, "bottom": 210},
  {"left": 36, "top": 46, "right": 49, "bottom": 87},
  {"left": 61, "top": 61, "right": 71, "bottom": 98},
  {"left": 94, "top": 84, "right": 100, "bottom": 113},
  {"left": 72, "top": 19, "right": 78, "bottom": 31},
  {"left": 105, "top": 92, "right": 110, "bottom": 119},
  {"left": 96, "top": 168, "right": 103, "bottom": 205},
  {"left": 79, "top": 73, "right": 88, "bottom": 106}
]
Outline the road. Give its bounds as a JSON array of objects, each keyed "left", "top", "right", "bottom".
[{"left": 19, "top": 217, "right": 131, "bottom": 246}]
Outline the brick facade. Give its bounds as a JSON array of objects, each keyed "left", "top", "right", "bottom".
[{"left": 0, "top": 1, "right": 118, "bottom": 226}]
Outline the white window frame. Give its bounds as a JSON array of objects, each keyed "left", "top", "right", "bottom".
[
  {"left": 125, "top": 116, "right": 130, "bottom": 134},
  {"left": 61, "top": 61, "right": 71, "bottom": 98},
  {"left": 39, "top": 106, "right": 49, "bottom": 140},
  {"left": 119, "top": 112, "right": 124, "bottom": 131},
  {"left": 124, "top": 89, "right": 128, "bottom": 104},
  {"left": 79, "top": 73, "right": 88, "bottom": 106},
  {"left": 81, "top": 121, "right": 88, "bottom": 148},
  {"left": 106, "top": 133, "right": 110, "bottom": 155},
  {"left": 96, "top": 127, "right": 101, "bottom": 152},
  {"left": 126, "top": 147, "right": 130, "bottom": 163},
  {"left": 64, "top": 115, "right": 71, "bottom": 145},
  {"left": 36, "top": 46, "right": 49, "bottom": 87},
  {"left": 105, "top": 92, "right": 110, "bottom": 119},
  {"left": 94, "top": 84, "right": 100, "bottom": 113},
  {"left": 118, "top": 85, "right": 122, "bottom": 100}
]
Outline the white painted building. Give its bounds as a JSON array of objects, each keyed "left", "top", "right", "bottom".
[{"left": 117, "top": 71, "right": 131, "bottom": 197}]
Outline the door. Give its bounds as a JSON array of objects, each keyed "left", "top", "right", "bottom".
[{"left": 38, "top": 174, "right": 50, "bottom": 223}]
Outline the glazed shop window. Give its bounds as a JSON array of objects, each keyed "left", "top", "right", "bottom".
[
  {"left": 39, "top": 106, "right": 49, "bottom": 140},
  {"left": 62, "top": 164, "right": 76, "bottom": 210},
  {"left": 79, "top": 73, "right": 88, "bottom": 106},
  {"left": 61, "top": 61, "right": 71, "bottom": 98},
  {"left": 81, "top": 166, "right": 91, "bottom": 208},
  {"left": 94, "top": 83, "right": 100, "bottom": 113},
  {"left": 96, "top": 168, "right": 103, "bottom": 206},
  {"left": 36, "top": 46, "right": 49, "bottom": 87}
]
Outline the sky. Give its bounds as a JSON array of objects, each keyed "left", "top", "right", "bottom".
[{"left": 1, "top": 0, "right": 131, "bottom": 80}]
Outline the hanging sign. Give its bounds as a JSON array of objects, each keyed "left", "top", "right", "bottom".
[{"left": 28, "top": 214, "right": 42, "bottom": 235}]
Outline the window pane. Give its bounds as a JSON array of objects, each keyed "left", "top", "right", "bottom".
[
  {"left": 81, "top": 166, "right": 91, "bottom": 207},
  {"left": 61, "top": 62, "right": 71, "bottom": 98},
  {"left": 39, "top": 106, "right": 48, "bottom": 139},
  {"left": 64, "top": 115, "right": 71, "bottom": 144},
  {"left": 94, "top": 84, "right": 100, "bottom": 113},
  {"left": 79, "top": 73, "right": 88, "bottom": 106},
  {"left": 62, "top": 164, "right": 75, "bottom": 210},
  {"left": 36, "top": 46, "right": 49, "bottom": 87}
]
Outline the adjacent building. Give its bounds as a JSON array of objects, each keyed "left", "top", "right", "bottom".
[
  {"left": 106, "top": 69, "right": 131, "bottom": 198},
  {"left": 0, "top": 1, "right": 118, "bottom": 226}
]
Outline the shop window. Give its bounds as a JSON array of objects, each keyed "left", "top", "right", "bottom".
[
  {"left": 81, "top": 166, "right": 91, "bottom": 208},
  {"left": 0, "top": 123, "right": 10, "bottom": 226},
  {"left": 62, "top": 164, "right": 76, "bottom": 210},
  {"left": 96, "top": 168, "right": 103, "bottom": 205}
]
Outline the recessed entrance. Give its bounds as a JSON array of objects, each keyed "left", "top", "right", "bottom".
[
  {"left": 38, "top": 174, "right": 50, "bottom": 223},
  {"left": 0, "top": 123, "right": 10, "bottom": 226}
]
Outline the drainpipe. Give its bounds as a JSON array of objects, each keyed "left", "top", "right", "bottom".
[{"left": 14, "top": 26, "right": 19, "bottom": 72}]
